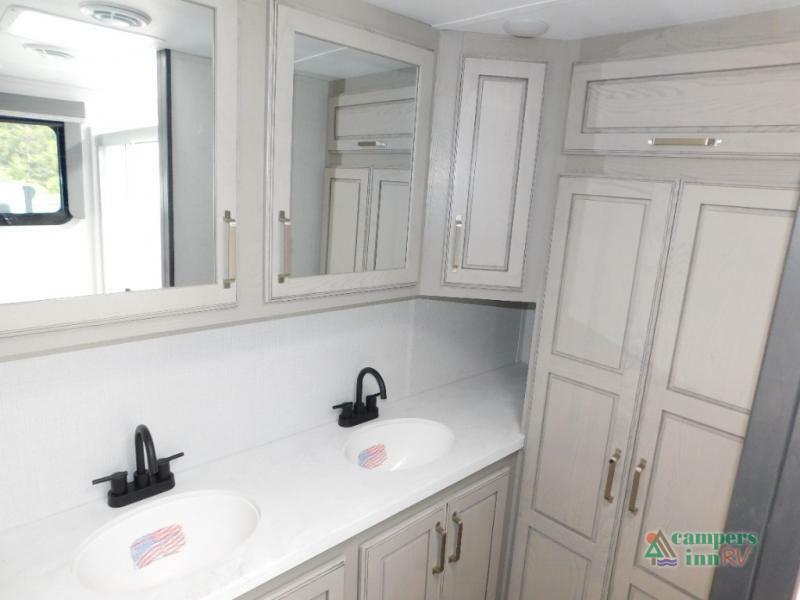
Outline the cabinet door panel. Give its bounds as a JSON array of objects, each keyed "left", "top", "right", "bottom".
[
  {"left": 323, "top": 168, "right": 370, "bottom": 274},
  {"left": 256, "top": 559, "right": 345, "bottom": 600},
  {"left": 518, "top": 528, "right": 589, "bottom": 600},
  {"left": 445, "top": 58, "right": 545, "bottom": 289},
  {"left": 609, "top": 184, "right": 798, "bottom": 600},
  {"left": 368, "top": 170, "right": 411, "bottom": 271},
  {"left": 360, "top": 505, "right": 446, "bottom": 600},
  {"left": 442, "top": 470, "right": 509, "bottom": 600},
  {"left": 508, "top": 177, "right": 674, "bottom": 600}
]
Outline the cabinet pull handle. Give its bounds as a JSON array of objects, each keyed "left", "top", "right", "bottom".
[
  {"left": 647, "top": 137, "right": 721, "bottom": 147},
  {"left": 604, "top": 448, "right": 622, "bottom": 503},
  {"left": 223, "top": 211, "right": 237, "bottom": 289},
  {"left": 278, "top": 210, "right": 292, "bottom": 283},
  {"left": 448, "top": 512, "right": 464, "bottom": 563},
  {"left": 451, "top": 216, "right": 464, "bottom": 271},
  {"left": 357, "top": 140, "right": 387, "bottom": 148},
  {"left": 432, "top": 522, "right": 447, "bottom": 574},
  {"left": 628, "top": 458, "right": 647, "bottom": 514}
]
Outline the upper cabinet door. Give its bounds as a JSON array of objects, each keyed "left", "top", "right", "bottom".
[
  {"left": 564, "top": 40, "right": 800, "bottom": 157},
  {"left": 267, "top": 5, "right": 434, "bottom": 300},
  {"left": 444, "top": 58, "right": 545, "bottom": 290},
  {"left": 0, "top": 0, "right": 238, "bottom": 336}
]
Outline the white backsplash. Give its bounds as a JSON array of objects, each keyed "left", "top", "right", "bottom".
[{"left": 0, "top": 298, "right": 529, "bottom": 532}]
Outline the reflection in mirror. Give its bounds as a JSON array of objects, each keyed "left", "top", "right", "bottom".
[
  {"left": 0, "top": 1, "right": 214, "bottom": 304},
  {"left": 290, "top": 34, "right": 418, "bottom": 277}
]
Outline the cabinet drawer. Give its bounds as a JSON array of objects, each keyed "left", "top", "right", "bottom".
[
  {"left": 256, "top": 559, "right": 345, "bottom": 600},
  {"left": 328, "top": 87, "right": 416, "bottom": 152},
  {"left": 564, "top": 40, "right": 800, "bottom": 157}
]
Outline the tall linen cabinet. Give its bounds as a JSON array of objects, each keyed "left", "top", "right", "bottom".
[{"left": 508, "top": 37, "right": 800, "bottom": 600}]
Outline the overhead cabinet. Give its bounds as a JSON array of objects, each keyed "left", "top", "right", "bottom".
[
  {"left": 268, "top": 4, "right": 434, "bottom": 299},
  {"left": 443, "top": 57, "right": 546, "bottom": 290},
  {"left": 564, "top": 40, "right": 800, "bottom": 157}
]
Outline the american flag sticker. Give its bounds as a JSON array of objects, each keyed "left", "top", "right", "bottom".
[
  {"left": 130, "top": 524, "right": 186, "bottom": 569},
  {"left": 358, "top": 443, "right": 388, "bottom": 469}
]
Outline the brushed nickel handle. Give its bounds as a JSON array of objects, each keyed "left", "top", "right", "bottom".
[
  {"left": 628, "top": 458, "right": 647, "bottom": 514},
  {"left": 278, "top": 210, "right": 292, "bottom": 283},
  {"left": 451, "top": 215, "right": 464, "bottom": 271},
  {"left": 647, "top": 137, "right": 721, "bottom": 147},
  {"left": 604, "top": 448, "right": 622, "bottom": 503},
  {"left": 357, "top": 140, "right": 387, "bottom": 148},
  {"left": 223, "top": 211, "right": 237, "bottom": 289},
  {"left": 432, "top": 522, "right": 447, "bottom": 574},
  {"left": 448, "top": 512, "right": 464, "bottom": 563}
]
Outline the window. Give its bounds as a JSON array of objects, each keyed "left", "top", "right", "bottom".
[{"left": 0, "top": 116, "right": 71, "bottom": 225}]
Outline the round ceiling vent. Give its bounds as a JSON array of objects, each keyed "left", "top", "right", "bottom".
[
  {"left": 79, "top": 3, "right": 152, "bottom": 28},
  {"left": 23, "top": 44, "right": 75, "bottom": 60},
  {"left": 503, "top": 20, "right": 550, "bottom": 38}
]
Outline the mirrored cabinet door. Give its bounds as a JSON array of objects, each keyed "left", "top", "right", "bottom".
[
  {"left": 0, "top": 0, "right": 237, "bottom": 335},
  {"left": 267, "top": 5, "right": 434, "bottom": 299}
]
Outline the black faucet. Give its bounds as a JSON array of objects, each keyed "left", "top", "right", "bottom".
[
  {"left": 92, "top": 424, "right": 184, "bottom": 508},
  {"left": 333, "top": 367, "right": 387, "bottom": 427}
]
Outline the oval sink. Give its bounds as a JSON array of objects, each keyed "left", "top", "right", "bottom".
[
  {"left": 74, "top": 490, "right": 260, "bottom": 593},
  {"left": 344, "top": 418, "right": 455, "bottom": 471}
]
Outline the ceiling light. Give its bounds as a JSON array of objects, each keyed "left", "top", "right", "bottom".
[
  {"left": 23, "top": 43, "right": 75, "bottom": 60},
  {"left": 80, "top": 3, "right": 151, "bottom": 28},
  {"left": 503, "top": 20, "right": 549, "bottom": 38},
  {"left": 5, "top": 7, "right": 158, "bottom": 52}
]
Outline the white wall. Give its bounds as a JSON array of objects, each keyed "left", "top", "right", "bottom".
[{"left": 0, "top": 298, "right": 527, "bottom": 533}]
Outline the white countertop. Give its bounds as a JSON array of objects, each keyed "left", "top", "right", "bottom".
[{"left": 0, "top": 365, "right": 527, "bottom": 600}]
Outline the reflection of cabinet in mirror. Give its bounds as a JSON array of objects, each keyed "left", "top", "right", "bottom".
[
  {"left": 320, "top": 168, "right": 410, "bottom": 275},
  {"left": 268, "top": 4, "right": 433, "bottom": 300},
  {"left": 328, "top": 87, "right": 416, "bottom": 153}
]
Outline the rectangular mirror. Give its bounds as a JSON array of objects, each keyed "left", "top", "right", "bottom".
[
  {"left": 0, "top": 0, "right": 237, "bottom": 333},
  {"left": 291, "top": 34, "right": 416, "bottom": 277},
  {"left": 269, "top": 5, "right": 433, "bottom": 299}
]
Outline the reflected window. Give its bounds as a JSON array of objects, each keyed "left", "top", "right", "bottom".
[{"left": 0, "top": 117, "right": 70, "bottom": 226}]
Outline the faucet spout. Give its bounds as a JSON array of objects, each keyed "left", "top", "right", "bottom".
[
  {"left": 356, "top": 367, "right": 387, "bottom": 409},
  {"left": 135, "top": 424, "right": 159, "bottom": 481}
]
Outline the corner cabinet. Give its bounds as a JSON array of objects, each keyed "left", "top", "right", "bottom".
[
  {"left": 420, "top": 45, "right": 550, "bottom": 302},
  {"left": 442, "top": 58, "right": 545, "bottom": 290},
  {"left": 359, "top": 468, "right": 509, "bottom": 600}
]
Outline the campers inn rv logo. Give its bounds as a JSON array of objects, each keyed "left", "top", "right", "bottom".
[{"left": 644, "top": 530, "right": 757, "bottom": 569}]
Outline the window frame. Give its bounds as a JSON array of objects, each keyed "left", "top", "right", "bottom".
[{"left": 0, "top": 115, "right": 72, "bottom": 226}]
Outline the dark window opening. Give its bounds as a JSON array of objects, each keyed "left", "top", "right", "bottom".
[{"left": 0, "top": 116, "right": 71, "bottom": 226}]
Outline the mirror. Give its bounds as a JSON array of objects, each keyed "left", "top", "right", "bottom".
[
  {"left": 289, "top": 33, "right": 418, "bottom": 277},
  {"left": 0, "top": 0, "right": 215, "bottom": 305}
]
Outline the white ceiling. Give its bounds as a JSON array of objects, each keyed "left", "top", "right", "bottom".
[
  {"left": 0, "top": 0, "right": 212, "bottom": 90},
  {"left": 295, "top": 34, "right": 412, "bottom": 81},
  {"left": 363, "top": 0, "right": 800, "bottom": 40}
]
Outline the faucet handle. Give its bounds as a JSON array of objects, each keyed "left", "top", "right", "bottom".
[
  {"left": 332, "top": 402, "right": 354, "bottom": 418},
  {"left": 156, "top": 452, "right": 184, "bottom": 482},
  {"left": 365, "top": 393, "right": 382, "bottom": 413},
  {"left": 92, "top": 471, "right": 129, "bottom": 496}
]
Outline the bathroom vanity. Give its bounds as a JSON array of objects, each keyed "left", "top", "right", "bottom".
[{"left": 0, "top": 366, "right": 526, "bottom": 600}]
